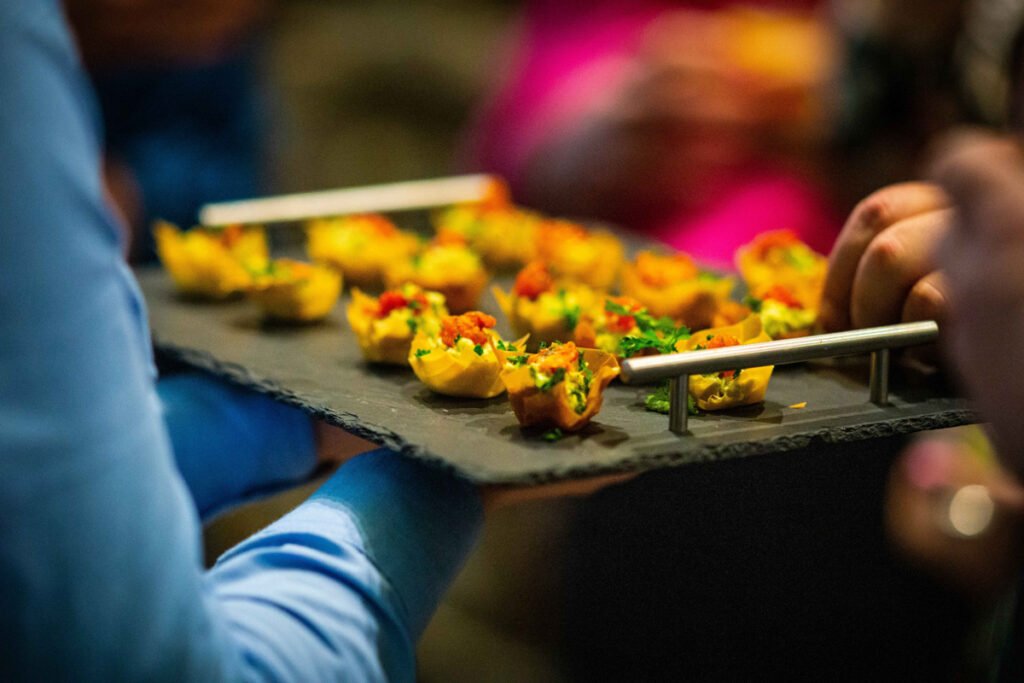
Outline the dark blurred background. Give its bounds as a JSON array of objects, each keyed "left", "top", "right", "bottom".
[{"left": 263, "top": 0, "right": 518, "bottom": 193}]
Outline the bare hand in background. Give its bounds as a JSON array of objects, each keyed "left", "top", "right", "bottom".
[
  {"left": 820, "top": 181, "right": 951, "bottom": 333},
  {"left": 887, "top": 428, "right": 1024, "bottom": 601},
  {"left": 931, "top": 131, "right": 1024, "bottom": 478},
  {"left": 525, "top": 8, "right": 837, "bottom": 222}
]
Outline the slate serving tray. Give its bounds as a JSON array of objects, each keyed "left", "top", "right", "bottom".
[{"left": 138, "top": 267, "right": 977, "bottom": 485}]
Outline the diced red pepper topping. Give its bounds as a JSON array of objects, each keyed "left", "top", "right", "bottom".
[
  {"left": 440, "top": 311, "right": 496, "bottom": 347},
  {"left": 605, "top": 296, "right": 641, "bottom": 333},
  {"left": 705, "top": 334, "right": 741, "bottom": 378},
  {"left": 219, "top": 224, "right": 244, "bottom": 248},
  {"left": 376, "top": 290, "right": 428, "bottom": 318},
  {"left": 480, "top": 178, "right": 511, "bottom": 210},
  {"left": 707, "top": 334, "right": 741, "bottom": 349},
  {"left": 513, "top": 261, "right": 554, "bottom": 300},
  {"left": 529, "top": 341, "right": 580, "bottom": 375},
  {"left": 536, "top": 220, "right": 587, "bottom": 261},
  {"left": 749, "top": 229, "right": 799, "bottom": 259},
  {"left": 274, "top": 259, "right": 313, "bottom": 280},
  {"left": 635, "top": 251, "right": 699, "bottom": 288},
  {"left": 433, "top": 228, "right": 469, "bottom": 247},
  {"left": 540, "top": 220, "right": 587, "bottom": 244},
  {"left": 362, "top": 214, "right": 399, "bottom": 237},
  {"left": 760, "top": 284, "right": 803, "bottom": 309}
]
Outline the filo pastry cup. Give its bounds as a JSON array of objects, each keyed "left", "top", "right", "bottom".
[
  {"left": 501, "top": 344, "right": 620, "bottom": 432},
  {"left": 155, "top": 221, "right": 268, "bottom": 299},
  {"left": 621, "top": 250, "right": 735, "bottom": 330},
  {"left": 681, "top": 314, "right": 774, "bottom": 411},
  {"left": 248, "top": 259, "right": 341, "bottom": 322},
  {"left": 409, "top": 327, "right": 528, "bottom": 399},
  {"left": 347, "top": 285, "right": 447, "bottom": 365}
]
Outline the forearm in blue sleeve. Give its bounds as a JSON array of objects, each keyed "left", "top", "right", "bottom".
[
  {"left": 0, "top": 3, "right": 482, "bottom": 680},
  {"left": 158, "top": 373, "right": 317, "bottom": 519},
  {"left": 209, "top": 450, "right": 482, "bottom": 681}
]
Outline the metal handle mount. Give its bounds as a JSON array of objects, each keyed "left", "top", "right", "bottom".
[{"left": 619, "top": 321, "right": 939, "bottom": 435}]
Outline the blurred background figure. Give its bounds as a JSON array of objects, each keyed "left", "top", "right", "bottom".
[
  {"left": 462, "top": 0, "right": 841, "bottom": 265},
  {"left": 65, "top": 0, "right": 272, "bottom": 261},
  {"left": 460, "top": 0, "right": 994, "bottom": 265}
]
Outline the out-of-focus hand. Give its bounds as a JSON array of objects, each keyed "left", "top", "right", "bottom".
[
  {"left": 523, "top": 8, "right": 836, "bottom": 221},
  {"left": 65, "top": 0, "right": 270, "bottom": 68},
  {"left": 820, "top": 182, "right": 952, "bottom": 334},
  {"left": 887, "top": 429, "right": 1024, "bottom": 601},
  {"left": 616, "top": 9, "right": 836, "bottom": 190},
  {"left": 633, "top": 9, "right": 836, "bottom": 138},
  {"left": 930, "top": 131, "right": 1024, "bottom": 475}
]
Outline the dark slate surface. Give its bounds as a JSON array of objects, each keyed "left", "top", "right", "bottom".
[{"left": 138, "top": 267, "right": 977, "bottom": 484}]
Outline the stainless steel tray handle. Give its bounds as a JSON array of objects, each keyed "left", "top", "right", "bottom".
[{"left": 619, "top": 321, "right": 940, "bottom": 434}]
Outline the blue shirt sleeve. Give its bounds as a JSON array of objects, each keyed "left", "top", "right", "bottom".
[
  {"left": 0, "top": 3, "right": 482, "bottom": 681},
  {"left": 158, "top": 373, "right": 318, "bottom": 520}
]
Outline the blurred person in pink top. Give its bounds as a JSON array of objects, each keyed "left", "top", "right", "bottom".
[{"left": 462, "top": 0, "right": 839, "bottom": 266}]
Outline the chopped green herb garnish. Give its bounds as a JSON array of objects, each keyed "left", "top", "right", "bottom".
[
  {"left": 783, "top": 246, "right": 817, "bottom": 271},
  {"left": 579, "top": 360, "right": 594, "bottom": 385},
  {"left": 570, "top": 389, "right": 588, "bottom": 413},
  {"left": 608, "top": 299, "right": 690, "bottom": 357},
  {"left": 535, "top": 367, "right": 566, "bottom": 391},
  {"left": 563, "top": 306, "right": 581, "bottom": 331},
  {"left": 643, "top": 382, "right": 699, "bottom": 415},
  {"left": 605, "top": 300, "right": 629, "bottom": 316},
  {"left": 414, "top": 348, "right": 432, "bottom": 358},
  {"left": 406, "top": 318, "right": 418, "bottom": 333},
  {"left": 473, "top": 344, "right": 485, "bottom": 356},
  {"left": 742, "top": 295, "right": 763, "bottom": 313},
  {"left": 507, "top": 354, "right": 530, "bottom": 366},
  {"left": 542, "top": 428, "right": 565, "bottom": 442},
  {"left": 558, "top": 289, "right": 581, "bottom": 330},
  {"left": 644, "top": 384, "right": 670, "bottom": 414},
  {"left": 619, "top": 325, "right": 691, "bottom": 357}
]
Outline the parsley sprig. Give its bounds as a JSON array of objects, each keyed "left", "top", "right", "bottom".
[
  {"left": 534, "top": 367, "right": 566, "bottom": 391},
  {"left": 569, "top": 354, "right": 595, "bottom": 414},
  {"left": 607, "top": 300, "right": 691, "bottom": 357},
  {"left": 558, "top": 289, "right": 582, "bottom": 330},
  {"left": 542, "top": 428, "right": 565, "bottom": 442},
  {"left": 643, "top": 381, "right": 699, "bottom": 416}
]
